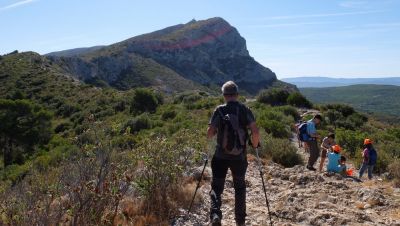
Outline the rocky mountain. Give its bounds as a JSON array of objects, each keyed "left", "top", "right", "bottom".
[
  {"left": 47, "top": 17, "right": 294, "bottom": 94},
  {"left": 46, "top": 46, "right": 105, "bottom": 57}
]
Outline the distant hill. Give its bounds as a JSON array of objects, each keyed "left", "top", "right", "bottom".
[
  {"left": 46, "top": 17, "right": 294, "bottom": 94},
  {"left": 282, "top": 77, "right": 400, "bottom": 88},
  {"left": 46, "top": 46, "right": 105, "bottom": 57},
  {"left": 300, "top": 84, "right": 400, "bottom": 116}
]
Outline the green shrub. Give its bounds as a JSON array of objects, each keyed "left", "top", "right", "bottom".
[
  {"left": 336, "top": 128, "right": 366, "bottom": 157},
  {"left": 161, "top": 109, "right": 177, "bottom": 120},
  {"left": 134, "top": 129, "right": 204, "bottom": 219},
  {"left": 258, "top": 134, "right": 303, "bottom": 167},
  {"left": 124, "top": 114, "right": 152, "bottom": 134},
  {"left": 1, "top": 163, "right": 30, "bottom": 184},
  {"left": 323, "top": 104, "right": 355, "bottom": 117},
  {"left": 257, "top": 107, "right": 293, "bottom": 138},
  {"left": 257, "top": 88, "right": 290, "bottom": 106},
  {"left": 56, "top": 102, "right": 81, "bottom": 117},
  {"left": 287, "top": 92, "right": 312, "bottom": 108},
  {"left": 260, "top": 120, "right": 290, "bottom": 138},
  {"left": 113, "top": 99, "right": 126, "bottom": 112},
  {"left": 374, "top": 150, "right": 391, "bottom": 174},
  {"left": 54, "top": 121, "right": 72, "bottom": 133},
  {"left": 276, "top": 105, "right": 301, "bottom": 121},
  {"left": 388, "top": 159, "right": 400, "bottom": 187},
  {"left": 130, "top": 88, "right": 160, "bottom": 115}
]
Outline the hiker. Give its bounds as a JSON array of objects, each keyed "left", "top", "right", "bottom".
[
  {"left": 327, "top": 145, "right": 346, "bottom": 174},
  {"left": 359, "top": 138, "right": 377, "bottom": 180},
  {"left": 207, "top": 81, "right": 260, "bottom": 226},
  {"left": 295, "top": 120, "right": 304, "bottom": 148},
  {"left": 305, "top": 114, "right": 322, "bottom": 171},
  {"left": 339, "top": 156, "right": 348, "bottom": 176},
  {"left": 319, "top": 133, "right": 336, "bottom": 172}
]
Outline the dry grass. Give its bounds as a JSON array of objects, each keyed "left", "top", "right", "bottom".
[{"left": 113, "top": 179, "right": 203, "bottom": 226}]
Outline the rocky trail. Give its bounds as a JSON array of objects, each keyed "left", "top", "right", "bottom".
[{"left": 174, "top": 133, "right": 400, "bottom": 225}]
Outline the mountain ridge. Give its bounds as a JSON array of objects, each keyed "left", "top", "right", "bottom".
[{"left": 46, "top": 17, "right": 295, "bottom": 95}]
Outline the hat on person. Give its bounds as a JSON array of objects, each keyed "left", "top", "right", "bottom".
[
  {"left": 221, "top": 81, "right": 239, "bottom": 95},
  {"left": 364, "top": 138, "right": 373, "bottom": 145},
  {"left": 332, "top": 144, "right": 341, "bottom": 153}
]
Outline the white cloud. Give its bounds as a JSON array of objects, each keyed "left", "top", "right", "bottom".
[
  {"left": 248, "top": 22, "right": 332, "bottom": 28},
  {"left": 264, "top": 10, "right": 384, "bottom": 20},
  {"left": 0, "top": 0, "right": 38, "bottom": 11},
  {"left": 339, "top": 1, "right": 369, "bottom": 9}
]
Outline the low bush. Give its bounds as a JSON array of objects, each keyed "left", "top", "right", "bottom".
[
  {"left": 124, "top": 114, "right": 152, "bottom": 134},
  {"left": 130, "top": 88, "right": 160, "bottom": 115},
  {"left": 276, "top": 105, "right": 301, "bottom": 121},
  {"left": 258, "top": 134, "right": 303, "bottom": 167},
  {"left": 388, "top": 160, "right": 400, "bottom": 187},
  {"left": 287, "top": 92, "right": 312, "bottom": 108},
  {"left": 336, "top": 128, "right": 367, "bottom": 157},
  {"left": 134, "top": 129, "right": 204, "bottom": 222},
  {"left": 257, "top": 107, "right": 293, "bottom": 138},
  {"left": 161, "top": 108, "right": 177, "bottom": 120},
  {"left": 257, "top": 88, "right": 290, "bottom": 106}
]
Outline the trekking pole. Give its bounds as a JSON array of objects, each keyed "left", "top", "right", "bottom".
[
  {"left": 187, "top": 153, "right": 208, "bottom": 215},
  {"left": 255, "top": 147, "right": 273, "bottom": 226}
]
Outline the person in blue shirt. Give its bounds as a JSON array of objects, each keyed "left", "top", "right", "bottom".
[
  {"left": 306, "top": 114, "right": 322, "bottom": 171},
  {"left": 327, "top": 145, "right": 346, "bottom": 174}
]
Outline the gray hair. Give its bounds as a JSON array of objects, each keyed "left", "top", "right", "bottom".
[{"left": 221, "top": 81, "right": 239, "bottom": 95}]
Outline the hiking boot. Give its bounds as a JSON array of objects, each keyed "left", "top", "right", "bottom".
[{"left": 211, "top": 214, "right": 221, "bottom": 226}]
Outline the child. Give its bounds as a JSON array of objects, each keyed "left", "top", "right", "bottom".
[
  {"left": 327, "top": 145, "right": 345, "bottom": 173},
  {"left": 295, "top": 120, "right": 304, "bottom": 148},
  {"left": 359, "top": 138, "right": 377, "bottom": 180},
  {"left": 319, "top": 133, "right": 336, "bottom": 171},
  {"left": 339, "top": 156, "right": 347, "bottom": 176}
]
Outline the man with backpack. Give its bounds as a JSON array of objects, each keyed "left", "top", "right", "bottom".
[
  {"left": 207, "top": 81, "right": 260, "bottom": 226},
  {"left": 301, "top": 114, "right": 322, "bottom": 171},
  {"left": 359, "top": 138, "right": 378, "bottom": 180}
]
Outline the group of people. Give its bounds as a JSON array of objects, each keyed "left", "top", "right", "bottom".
[
  {"left": 205, "top": 81, "right": 378, "bottom": 226},
  {"left": 300, "top": 115, "right": 378, "bottom": 179}
]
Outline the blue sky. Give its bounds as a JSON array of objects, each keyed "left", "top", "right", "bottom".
[{"left": 1, "top": 0, "right": 399, "bottom": 78}]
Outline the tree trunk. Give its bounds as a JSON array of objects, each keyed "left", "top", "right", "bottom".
[{"left": 3, "top": 137, "right": 13, "bottom": 167}]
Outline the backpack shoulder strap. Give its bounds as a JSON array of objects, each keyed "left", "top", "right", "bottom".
[
  {"left": 216, "top": 104, "right": 226, "bottom": 118},
  {"left": 236, "top": 103, "right": 250, "bottom": 129}
]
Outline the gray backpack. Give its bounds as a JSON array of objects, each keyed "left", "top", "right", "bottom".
[{"left": 217, "top": 106, "right": 247, "bottom": 155}]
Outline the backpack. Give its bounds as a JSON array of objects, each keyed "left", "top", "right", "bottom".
[
  {"left": 217, "top": 105, "right": 247, "bottom": 156},
  {"left": 368, "top": 148, "right": 377, "bottom": 165},
  {"left": 298, "top": 123, "right": 310, "bottom": 142}
]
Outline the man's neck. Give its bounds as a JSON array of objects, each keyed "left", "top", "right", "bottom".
[{"left": 225, "top": 98, "right": 238, "bottom": 103}]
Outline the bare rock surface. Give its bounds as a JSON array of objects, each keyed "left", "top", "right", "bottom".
[{"left": 174, "top": 134, "right": 400, "bottom": 226}]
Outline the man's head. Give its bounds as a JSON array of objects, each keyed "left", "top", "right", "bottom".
[
  {"left": 328, "top": 132, "right": 335, "bottom": 141},
  {"left": 340, "top": 156, "right": 346, "bottom": 164},
  {"left": 221, "top": 81, "right": 239, "bottom": 102},
  {"left": 313, "top": 114, "right": 322, "bottom": 125}
]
